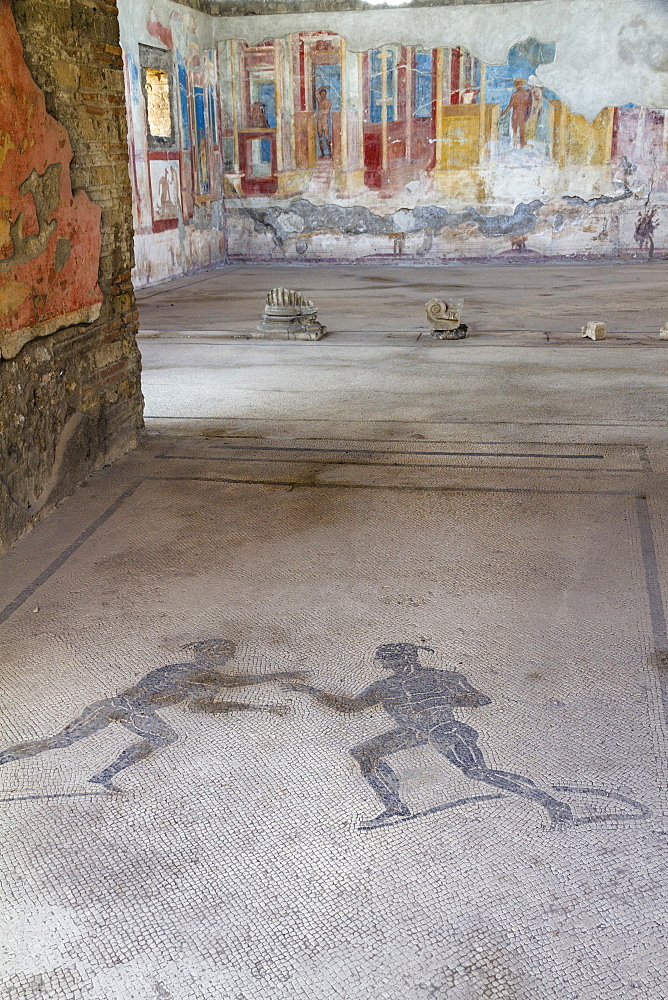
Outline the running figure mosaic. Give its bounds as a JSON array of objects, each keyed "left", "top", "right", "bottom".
[
  {"left": 0, "top": 639, "right": 648, "bottom": 828},
  {"left": 0, "top": 640, "right": 302, "bottom": 790},
  {"left": 291, "top": 643, "right": 574, "bottom": 829}
]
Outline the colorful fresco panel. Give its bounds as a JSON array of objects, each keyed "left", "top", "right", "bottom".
[
  {"left": 218, "top": 30, "right": 668, "bottom": 260},
  {"left": 149, "top": 159, "right": 181, "bottom": 221},
  {"left": 123, "top": 9, "right": 225, "bottom": 284}
]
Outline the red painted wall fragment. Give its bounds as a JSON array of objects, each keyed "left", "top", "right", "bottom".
[
  {"left": 147, "top": 13, "right": 173, "bottom": 51},
  {"left": 0, "top": 0, "right": 103, "bottom": 358}
]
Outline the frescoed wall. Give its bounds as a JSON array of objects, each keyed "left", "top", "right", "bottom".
[
  {"left": 118, "top": 0, "right": 225, "bottom": 287},
  {"left": 117, "top": 1, "right": 668, "bottom": 277},
  {"left": 220, "top": 30, "right": 668, "bottom": 261}
]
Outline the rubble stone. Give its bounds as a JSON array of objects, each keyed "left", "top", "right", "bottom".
[{"left": 582, "top": 322, "right": 607, "bottom": 340}]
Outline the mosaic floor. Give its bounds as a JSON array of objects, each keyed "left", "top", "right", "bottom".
[
  {"left": 1, "top": 430, "right": 666, "bottom": 1000},
  {"left": 2, "top": 325, "right": 667, "bottom": 998}
]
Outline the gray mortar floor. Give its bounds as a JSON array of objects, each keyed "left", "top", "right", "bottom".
[
  {"left": 1, "top": 263, "right": 668, "bottom": 999},
  {"left": 135, "top": 260, "right": 668, "bottom": 339}
]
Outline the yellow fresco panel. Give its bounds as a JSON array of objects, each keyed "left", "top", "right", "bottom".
[
  {"left": 551, "top": 101, "right": 614, "bottom": 166},
  {"left": 441, "top": 104, "right": 481, "bottom": 170}
]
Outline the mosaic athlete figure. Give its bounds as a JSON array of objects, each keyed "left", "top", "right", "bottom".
[
  {"left": 291, "top": 643, "right": 573, "bottom": 829},
  {"left": 0, "top": 640, "right": 302, "bottom": 791}
]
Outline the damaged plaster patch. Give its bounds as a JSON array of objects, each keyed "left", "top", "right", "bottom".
[
  {"left": 562, "top": 190, "right": 636, "bottom": 209},
  {"left": 619, "top": 17, "right": 668, "bottom": 72},
  {"left": 241, "top": 199, "right": 545, "bottom": 248}
]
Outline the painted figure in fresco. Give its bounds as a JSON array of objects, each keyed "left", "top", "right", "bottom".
[
  {"left": 315, "top": 86, "right": 333, "bottom": 158},
  {"left": 635, "top": 205, "right": 660, "bottom": 258},
  {"left": 501, "top": 78, "right": 533, "bottom": 149},
  {"left": 525, "top": 75, "right": 545, "bottom": 143},
  {"left": 291, "top": 643, "right": 573, "bottom": 829},
  {"left": 157, "top": 166, "right": 180, "bottom": 219},
  {"left": 250, "top": 101, "right": 269, "bottom": 129},
  {"left": 0, "top": 640, "right": 303, "bottom": 791},
  {"left": 158, "top": 168, "right": 171, "bottom": 206},
  {"left": 461, "top": 87, "right": 480, "bottom": 105},
  {"left": 198, "top": 131, "right": 209, "bottom": 193}
]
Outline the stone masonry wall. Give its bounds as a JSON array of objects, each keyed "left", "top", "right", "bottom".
[{"left": 1, "top": 0, "right": 143, "bottom": 549}]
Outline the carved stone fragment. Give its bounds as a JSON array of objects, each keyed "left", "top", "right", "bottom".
[
  {"left": 659, "top": 324, "right": 668, "bottom": 339},
  {"left": 426, "top": 298, "right": 468, "bottom": 340},
  {"left": 254, "top": 288, "right": 326, "bottom": 340},
  {"left": 582, "top": 322, "right": 607, "bottom": 340}
]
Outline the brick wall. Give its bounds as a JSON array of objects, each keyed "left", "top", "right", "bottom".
[{"left": 1, "top": 0, "right": 143, "bottom": 549}]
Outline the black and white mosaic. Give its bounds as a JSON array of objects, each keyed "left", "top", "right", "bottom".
[{"left": 0, "top": 448, "right": 666, "bottom": 1000}]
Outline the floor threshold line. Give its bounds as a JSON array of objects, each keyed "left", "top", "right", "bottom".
[
  {"left": 156, "top": 455, "right": 639, "bottom": 473},
  {"left": 202, "top": 443, "right": 606, "bottom": 460}
]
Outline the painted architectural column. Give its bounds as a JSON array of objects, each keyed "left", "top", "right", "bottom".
[
  {"left": 275, "top": 34, "right": 303, "bottom": 196},
  {"left": 338, "top": 36, "right": 348, "bottom": 177},
  {"left": 435, "top": 47, "right": 445, "bottom": 172},
  {"left": 405, "top": 47, "right": 413, "bottom": 164},
  {"left": 219, "top": 38, "right": 242, "bottom": 195},
  {"left": 357, "top": 50, "right": 365, "bottom": 178},
  {"left": 229, "top": 40, "right": 241, "bottom": 174},
  {"left": 379, "top": 46, "right": 390, "bottom": 172},
  {"left": 478, "top": 62, "right": 487, "bottom": 162},
  {"left": 274, "top": 37, "right": 284, "bottom": 175}
]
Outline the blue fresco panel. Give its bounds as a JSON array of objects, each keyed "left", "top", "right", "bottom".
[{"left": 177, "top": 55, "right": 190, "bottom": 149}]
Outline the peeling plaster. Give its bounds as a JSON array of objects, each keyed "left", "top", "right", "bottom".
[
  {"left": 562, "top": 190, "right": 636, "bottom": 209},
  {"left": 241, "top": 198, "right": 546, "bottom": 247}
]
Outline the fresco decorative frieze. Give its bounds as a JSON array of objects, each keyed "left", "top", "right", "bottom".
[
  {"left": 218, "top": 31, "right": 668, "bottom": 260},
  {"left": 0, "top": 0, "right": 103, "bottom": 359}
]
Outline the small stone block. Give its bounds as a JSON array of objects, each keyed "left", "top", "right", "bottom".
[
  {"left": 582, "top": 322, "right": 606, "bottom": 340},
  {"left": 659, "top": 325, "right": 668, "bottom": 339}
]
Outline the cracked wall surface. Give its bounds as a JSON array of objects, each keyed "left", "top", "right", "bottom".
[{"left": 1, "top": 0, "right": 143, "bottom": 549}]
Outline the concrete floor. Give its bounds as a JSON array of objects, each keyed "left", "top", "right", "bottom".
[
  {"left": 136, "top": 260, "right": 668, "bottom": 339},
  {"left": 1, "top": 263, "right": 667, "bottom": 1000}
]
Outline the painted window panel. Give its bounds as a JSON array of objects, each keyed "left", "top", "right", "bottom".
[
  {"left": 145, "top": 68, "right": 172, "bottom": 137},
  {"left": 485, "top": 39, "right": 557, "bottom": 108},
  {"left": 194, "top": 86, "right": 210, "bottom": 194},
  {"left": 139, "top": 45, "right": 177, "bottom": 152},
  {"left": 414, "top": 51, "right": 432, "bottom": 119},
  {"left": 250, "top": 138, "right": 272, "bottom": 177},
  {"left": 254, "top": 81, "right": 277, "bottom": 128},
  {"left": 207, "top": 86, "right": 218, "bottom": 145},
  {"left": 370, "top": 48, "right": 396, "bottom": 124},
  {"left": 222, "top": 136, "right": 235, "bottom": 172}
]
